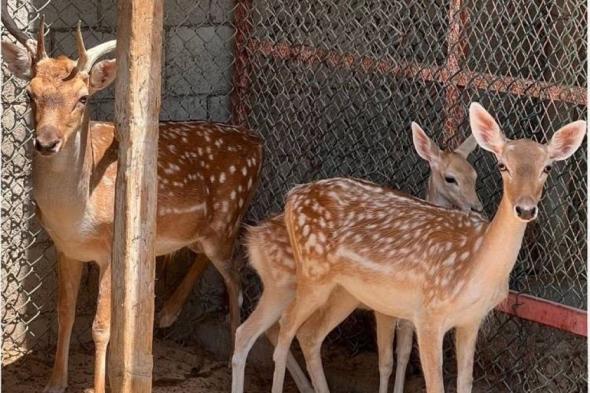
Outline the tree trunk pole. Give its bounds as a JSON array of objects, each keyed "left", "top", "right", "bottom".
[{"left": 109, "top": 1, "right": 163, "bottom": 392}]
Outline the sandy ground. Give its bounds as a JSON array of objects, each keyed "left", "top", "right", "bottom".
[
  {"left": 2, "top": 337, "right": 433, "bottom": 393},
  {"left": 2, "top": 338, "right": 300, "bottom": 393},
  {"left": 3, "top": 335, "right": 503, "bottom": 393}
]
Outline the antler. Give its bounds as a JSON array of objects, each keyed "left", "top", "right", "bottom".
[
  {"left": 454, "top": 135, "right": 478, "bottom": 158},
  {"left": 1, "top": 1, "right": 37, "bottom": 55},
  {"left": 35, "top": 14, "right": 47, "bottom": 62},
  {"left": 74, "top": 20, "right": 116, "bottom": 74}
]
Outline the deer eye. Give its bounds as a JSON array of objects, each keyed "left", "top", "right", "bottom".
[
  {"left": 78, "top": 95, "right": 88, "bottom": 105},
  {"left": 444, "top": 176, "right": 457, "bottom": 184},
  {"left": 543, "top": 165, "right": 552, "bottom": 174},
  {"left": 498, "top": 162, "right": 507, "bottom": 172}
]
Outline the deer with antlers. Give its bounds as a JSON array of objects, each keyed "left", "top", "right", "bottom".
[
  {"left": 269, "top": 103, "right": 585, "bottom": 393},
  {"left": 232, "top": 125, "right": 483, "bottom": 393},
  {"left": 2, "top": 17, "right": 262, "bottom": 393}
]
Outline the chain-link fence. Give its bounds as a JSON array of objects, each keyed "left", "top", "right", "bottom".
[
  {"left": 1, "top": 0, "right": 587, "bottom": 391},
  {"left": 231, "top": 1, "right": 587, "bottom": 391},
  {"left": 1, "top": 0, "right": 236, "bottom": 363}
]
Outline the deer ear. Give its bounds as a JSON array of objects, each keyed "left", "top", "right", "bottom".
[
  {"left": 2, "top": 40, "right": 33, "bottom": 80},
  {"left": 89, "top": 59, "right": 117, "bottom": 94},
  {"left": 547, "top": 120, "right": 586, "bottom": 161},
  {"left": 454, "top": 135, "right": 477, "bottom": 159},
  {"left": 412, "top": 122, "right": 442, "bottom": 166},
  {"left": 469, "top": 102, "right": 506, "bottom": 157}
]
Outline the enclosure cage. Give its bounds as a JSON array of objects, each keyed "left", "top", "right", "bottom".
[{"left": 1, "top": 0, "right": 587, "bottom": 392}]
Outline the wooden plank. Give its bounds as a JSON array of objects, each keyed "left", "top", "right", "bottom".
[
  {"left": 496, "top": 290, "right": 587, "bottom": 337},
  {"left": 108, "top": 1, "right": 163, "bottom": 392}
]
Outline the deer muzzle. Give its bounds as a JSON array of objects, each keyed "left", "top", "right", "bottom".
[
  {"left": 34, "top": 125, "right": 62, "bottom": 156},
  {"left": 514, "top": 197, "right": 538, "bottom": 222}
]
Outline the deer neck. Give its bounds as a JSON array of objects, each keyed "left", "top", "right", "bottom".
[
  {"left": 469, "top": 193, "right": 527, "bottom": 290},
  {"left": 32, "top": 112, "right": 94, "bottom": 215}
]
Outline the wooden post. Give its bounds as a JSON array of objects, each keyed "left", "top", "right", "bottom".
[{"left": 109, "top": 1, "right": 163, "bottom": 392}]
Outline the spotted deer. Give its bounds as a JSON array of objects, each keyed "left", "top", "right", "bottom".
[
  {"left": 270, "top": 103, "right": 585, "bottom": 393},
  {"left": 231, "top": 124, "right": 482, "bottom": 393},
  {"left": 2, "top": 18, "right": 262, "bottom": 393}
]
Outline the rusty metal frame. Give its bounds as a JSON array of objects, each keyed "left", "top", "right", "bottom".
[
  {"left": 231, "top": 0, "right": 254, "bottom": 126},
  {"left": 243, "top": 40, "right": 586, "bottom": 107},
  {"left": 442, "top": 0, "right": 469, "bottom": 137},
  {"left": 497, "top": 291, "right": 587, "bottom": 337},
  {"left": 230, "top": 1, "right": 587, "bottom": 337}
]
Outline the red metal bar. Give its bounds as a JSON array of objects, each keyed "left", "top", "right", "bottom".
[
  {"left": 454, "top": 70, "right": 587, "bottom": 106},
  {"left": 230, "top": 0, "right": 254, "bottom": 126},
  {"left": 442, "top": 0, "right": 468, "bottom": 139},
  {"left": 247, "top": 39, "right": 587, "bottom": 107},
  {"left": 496, "top": 290, "right": 587, "bottom": 337},
  {"left": 249, "top": 39, "right": 439, "bottom": 82}
]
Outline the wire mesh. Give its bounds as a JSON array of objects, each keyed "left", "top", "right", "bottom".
[
  {"left": 234, "top": 0, "right": 587, "bottom": 391},
  {"left": 1, "top": 0, "right": 236, "bottom": 363},
  {"left": 1, "top": 0, "right": 587, "bottom": 391}
]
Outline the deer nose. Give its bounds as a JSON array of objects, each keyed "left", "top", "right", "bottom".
[
  {"left": 514, "top": 199, "right": 538, "bottom": 221},
  {"left": 34, "top": 137, "right": 62, "bottom": 155}
]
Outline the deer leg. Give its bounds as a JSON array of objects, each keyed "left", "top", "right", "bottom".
[
  {"left": 92, "top": 262, "right": 111, "bottom": 393},
  {"left": 374, "top": 312, "right": 397, "bottom": 393},
  {"left": 296, "top": 288, "right": 359, "bottom": 393},
  {"left": 393, "top": 319, "right": 414, "bottom": 393},
  {"left": 232, "top": 287, "right": 294, "bottom": 393},
  {"left": 272, "top": 283, "right": 333, "bottom": 393},
  {"left": 208, "top": 256, "right": 241, "bottom": 356},
  {"left": 415, "top": 324, "right": 445, "bottom": 393},
  {"left": 44, "top": 254, "right": 83, "bottom": 393},
  {"left": 266, "top": 324, "right": 314, "bottom": 393},
  {"left": 455, "top": 320, "right": 480, "bottom": 393},
  {"left": 158, "top": 253, "right": 209, "bottom": 328}
]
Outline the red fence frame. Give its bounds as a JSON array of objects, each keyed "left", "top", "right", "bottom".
[
  {"left": 498, "top": 291, "right": 587, "bottom": 337},
  {"left": 231, "top": 0, "right": 588, "bottom": 337}
]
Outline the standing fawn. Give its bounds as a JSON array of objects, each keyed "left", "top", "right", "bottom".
[
  {"left": 232, "top": 124, "right": 482, "bottom": 393},
  {"left": 271, "top": 103, "right": 585, "bottom": 393},
  {"left": 2, "top": 18, "right": 262, "bottom": 393}
]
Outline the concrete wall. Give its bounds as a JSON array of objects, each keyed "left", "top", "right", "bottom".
[{"left": 37, "top": 0, "right": 235, "bottom": 122}]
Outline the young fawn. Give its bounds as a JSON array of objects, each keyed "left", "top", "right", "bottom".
[
  {"left": 232, "top": 125, "right": 482, "bottom": 393},
  {"left": 271, "top": 103, "right": 585, "bottom": 393},
  {"left": 2, "top": 19, "right": 262, "bottom": 393}
]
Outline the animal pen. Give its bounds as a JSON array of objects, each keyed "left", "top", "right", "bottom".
[{"left": 1, "top": 0, "right": 587, "bottom": 392}]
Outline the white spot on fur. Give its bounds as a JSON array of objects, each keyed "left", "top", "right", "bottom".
[
  {"left": 302, "top": 225, "right": 310, "bottom": 236},
  {"left": 336, "top": 248, "right": 393, "bottom": 274},
  {"left": 442, "top": 252, "right": 457, "bottom": 267}
]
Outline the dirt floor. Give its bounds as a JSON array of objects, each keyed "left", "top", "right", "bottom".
[
  {"left": 2, "top": 337, "right": 431, "bottom": 393},
  {"left": 2, "top": 338, "right": 297, "bottom": 393}
]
